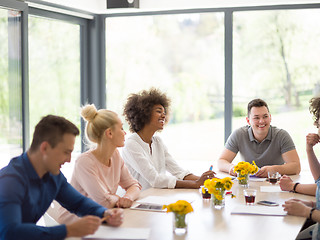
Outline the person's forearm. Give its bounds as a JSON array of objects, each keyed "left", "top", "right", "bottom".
[
  {"left": 270, "top": 162, "right": 301, "bottom": 175},
  {"left": 124, "top": 185, "right": 141, "bottom": 201},
  {"left": 105, "top": 194, "right": 120, "bottom": 208},
  {"left": 307, "top": 146, "right": 320, "bottom": 181},
  {"left": 183, "top": 174, "right": 199, "bottom": 181},
  {"left": 310, "top": 208, "right": 320, "bottom": 223},
  {"left": 217, "top": 159, "right": 233, "bottom": 173},
  {"left": 295, "top": 184, "right": 317, "bottom": 196},
  {"left": 175, "top": 179, "right": 199, "bottom": 189}
]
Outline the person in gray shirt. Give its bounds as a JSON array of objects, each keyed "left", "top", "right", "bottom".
[{"left": 218, "top": 98, "right": 301, "bottom": 178}]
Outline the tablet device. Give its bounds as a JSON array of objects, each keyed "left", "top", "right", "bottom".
[{"left": 130, "top": 203, "right": 166, "bottom": 212}]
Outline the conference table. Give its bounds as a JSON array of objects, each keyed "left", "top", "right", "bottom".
[{"left": 74, "top": 173, "right": 316, "bottom": 240}]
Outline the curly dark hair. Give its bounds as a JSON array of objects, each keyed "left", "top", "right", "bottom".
[
  {"left": 309, "top": 97, "right": 320, "bottom": 127},
  {"left": 123, "top": 88, "right": 171, "bottom": 132}
]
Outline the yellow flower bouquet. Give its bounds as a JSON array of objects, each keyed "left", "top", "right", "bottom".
[
  {"left": 204, "top": 177, "right": 235, "bottom": 208},
  {"left": 233, "top": 161, "right": 259, "bottom": 186},
  {"left": 163, "top": 200, "right": 193, "bottom": 233}
]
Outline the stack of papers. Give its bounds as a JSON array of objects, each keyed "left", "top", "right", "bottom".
[
  {"left": 260, "top": 186, "right": 284, "bottom": 193},
  {"left": 84, "top": 226, "right": 150, "bottom": 240},
  {"left": 249, "top": 175, "right": 267, "bottom": 182},
  {"left": 231, "top": 205, "right": 286, "bottom": 216}
]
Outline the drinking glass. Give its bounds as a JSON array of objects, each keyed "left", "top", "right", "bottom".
[
  {"left": 243, "top": 189, "right": 257, "bottom": 205},
  {"left": 268, "top": 171, "right": 280, "bottom": 184}
]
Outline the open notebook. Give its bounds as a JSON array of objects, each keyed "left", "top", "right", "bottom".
[{"left": 231, "top": 205, "right": 287, "bottom": 216}]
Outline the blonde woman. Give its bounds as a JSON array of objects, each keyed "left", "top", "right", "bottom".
[{"left": 58, "top": 104, "right": 141, "bottom": 224}]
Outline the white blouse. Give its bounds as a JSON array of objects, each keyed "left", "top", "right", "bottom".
[{"left": 121, "top": 133, "right": 190, "bottom": 190}]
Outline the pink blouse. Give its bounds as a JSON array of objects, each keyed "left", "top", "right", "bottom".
[{"left": 57, "top": 149, "right": 141, "bottom": 224}]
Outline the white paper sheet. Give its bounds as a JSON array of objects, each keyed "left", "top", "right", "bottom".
[
  {"left": 249, "top": 176, "right": 267, "bottom": 182},
  {"left": 136, "top": 195, "right": 195, "bottom": 205},
  {"left": 231, "top": 205, "right": 287, "bottom": 216},
  {"left": 84, "top": 226, "right": 150, "bottom": 240},
  {"left": 260, "top": 185, "right": 284, "bottom": 192}
]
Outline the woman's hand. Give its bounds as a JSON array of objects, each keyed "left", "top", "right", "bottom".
[
  {"left": 282, "top": 199, "right": 310, "bottom": 217},
  {"left": 279, "top": 175, "right": 295, "bottom": 191},
  {"left": 117, "top": 196, "right": 134, "bottom": 208},
  {"left": 196, "top": 170, "right": 216, "bottom": 187},
  {"left": 306, "top": 133, "right": 320, "bottom": 148}
]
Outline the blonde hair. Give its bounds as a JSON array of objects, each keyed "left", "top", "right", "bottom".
[{"left": 81, "top": 104, "right": 118, "bottom": 144}]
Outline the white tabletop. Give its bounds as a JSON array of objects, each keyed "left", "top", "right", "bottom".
[{"left": 69, "top": 173, "right": 316, "bottom": 240}]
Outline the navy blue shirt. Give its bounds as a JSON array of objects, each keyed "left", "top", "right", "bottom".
[{"left": 0, "top": 152, "right": 107, "bottom": 240}]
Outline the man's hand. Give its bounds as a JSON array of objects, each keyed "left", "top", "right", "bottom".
[
  {"left": 254, "top": 166, "right": 273, "bottom": 177},
  {"left": 228, "top": 165, "right": 237, "bottom": 176},
  {"left": 279, "top": 175, "right": 295, "bottom": 191},
  {"left": 103, "top": 208, "right": 124, "bottom": 227},
  {"left": 66, "top": 215, "right": 101, "bottom": 237}
]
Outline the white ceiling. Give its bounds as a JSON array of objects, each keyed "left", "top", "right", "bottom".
[{"left": 43, "top": 0, "right": 320, "bottom": 14}]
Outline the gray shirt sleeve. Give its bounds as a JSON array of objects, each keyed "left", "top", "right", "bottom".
[
  {"left": 275, "top": 129, "right": 296, "bottom": 154},
  {"left": 224, "top": 127, "right": 243, "bottom": 154}
]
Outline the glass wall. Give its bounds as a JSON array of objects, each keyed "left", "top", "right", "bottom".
[
  {"left": 233, "top": 9, "right": 320, "bottom": 169},
  {"left": 28, "top": 16, "right": 81, "bottom": 178},
  {"left": 106, "top": 13, "right": 225, "bottom": 171},
  {"left": 0, "top": 8, "right": 23, "bottom": 169}
]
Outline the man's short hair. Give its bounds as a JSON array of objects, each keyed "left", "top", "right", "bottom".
[
  {"left": 247, "top": 99, "right": 270, "bottom": 117},
  {"left": 29, "top": 115, "right": 79, "bottom": 151}
]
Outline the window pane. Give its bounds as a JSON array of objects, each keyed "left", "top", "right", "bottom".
[
  {"left": 28, "top": 16, "right": 80, "bottom": 177},
  {"left": 233, "top": 9, "right": 320, "bottom": 169},
  {"left": 106, "top": 14, "right": 224, "bottom": 171},
  {"left": 0, "top": 8, "right": 23, "bottom": 169}
]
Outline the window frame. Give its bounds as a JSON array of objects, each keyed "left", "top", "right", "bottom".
[{"left": 2, "top": 0, "right": 320, "bottom": 152}]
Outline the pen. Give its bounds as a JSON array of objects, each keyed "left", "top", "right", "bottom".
[
  {"left": 209, "top": 165, "right": 213, "bottom": 171},
  {"left": 101, "top": 212, "right": 112, "bottom": 223}
]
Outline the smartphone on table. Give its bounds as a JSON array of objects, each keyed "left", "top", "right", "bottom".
[{"left": 257, "top": 200, "right": 279, "bottom": 206}]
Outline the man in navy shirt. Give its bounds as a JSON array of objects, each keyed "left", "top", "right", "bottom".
[{"left": 0, "top": 115, "right": 123, "bottom": 240}]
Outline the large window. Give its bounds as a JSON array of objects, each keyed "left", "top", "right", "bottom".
[
  {"left": 106, "top": 13, "right": 224, "bottom": 171},
  {"left": 233, "top": 9, "right": 320, "bottom": 170},
  {"left": 0, "top": 8, "right": 22, "bottom": 169},
  {"left": 28, "top": 15, "right": 81, "bottom": 177}
]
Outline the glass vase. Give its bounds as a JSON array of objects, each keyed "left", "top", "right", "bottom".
[
  {"left": 237, "top": 173, "right": 249, "bottom": 187},
  {"left": 173, "top": 213, "right": 188, "bottom": 234},
  {"left": 211, "top": 188, "right": 225, "bottom": 209}
]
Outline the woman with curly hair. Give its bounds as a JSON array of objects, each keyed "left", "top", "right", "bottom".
[
  {"left": 122, "top": 88, "right": 215, "bottom": 190},
  {"left": 283, "top": 97, "right": 320, "bottom": 239},
  {"left": 58, "top": 104, "right": 141, "bottom": 224}
]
